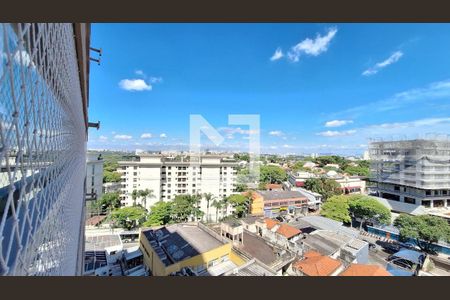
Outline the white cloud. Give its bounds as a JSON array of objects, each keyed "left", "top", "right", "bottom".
[
  {"left": 135, "top": 70, "right": 145, "bottom": 76},
  {"left": 160, "top": 133, "right": 167, "bottom": 138},
  {"left": 317, "top": 130, "right": 357, "bottom": 137},
  {"left": 282, "top": 144, "right": 294, "bottom": 148},
  {"left": 325, "top": 120, "right": 353, "bottom": 127},
  {"left": 269, "top": 130, "right": 284, "bottom": 137},
  {"left": 331, "top": 79, "right": 450, "bottom": 119},
  {"left": 114, "top": 134, "right": 133, "bottom": 140},
  {"left": 140, "top": 133, "right": 153, "bottom": 139},
  {"left": 287, "top": 27, "right": 338, "bottom": 62},
  {"left": 119, "top": 79, "right": 152, "bottom": 91},
  {"left": 270, "top": 48, "right": 284, "bottom": 61},
  {"left": 99, "top": 135, "right": 108, "bottom": 141},
  {"left": 362, "top": 51, "right": 403, "bottom": 76}
]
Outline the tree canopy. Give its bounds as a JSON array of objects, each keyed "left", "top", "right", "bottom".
[
  {"left": 227, "top": 194, "right": 251, "bottom": 218},
  {"left": 348, "top": 195, "right": 391, "bottom": 227},
  {"left": 304, "top": 177, "right": 342, "bottom": 200},
  {"left": 109, "top": 206, "right": 147, "bottom": 230},
  {"left": 394, "top": 214, "right": 450, "bottom": 252},
  {"left": 260, "top": 165, "right": 287, "bottom": 184},
  {"left": 143, "top": 201, "right": 173, "bottom": 227},
  {"left": 171, "top": 194, "right": 203, "bottom": 223},
  {"left": 93, "top": 192, "right": 121, "bottom": 212},
  {"left": 103, "top": 171, "right": 121, "bottom": 183},
  {"left": 320, "top": 195, "right": 352, "bottom": 223}
]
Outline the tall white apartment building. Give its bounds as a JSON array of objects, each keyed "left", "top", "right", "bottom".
[
  {"left": 86, "top": 153, "right": 104, "bottom": 201},
  {"left": 117, "top": 154, "right": 239, "bottom": 212}
]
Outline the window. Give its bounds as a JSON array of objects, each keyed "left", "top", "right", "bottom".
[
  {"left": 404, "top": 197, "right": 415, "bottom": 204},
  {"left": 133, "top": 172, "right": 137, "bottom": 176}
]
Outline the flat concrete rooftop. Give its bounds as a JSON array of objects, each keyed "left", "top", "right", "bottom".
[
  {"left": 85, "top": 234, "right": 122, "bottom": 251},
  {"left": 142, "top": 223, "right": 225, "bottom": 266}
]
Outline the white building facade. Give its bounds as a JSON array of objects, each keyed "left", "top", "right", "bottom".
[
  {"left": 86, "top": 153, "right": 104, "bottom": 201},
  {"left": 117, "top": 154, "right": 239, "bottom": 214}
]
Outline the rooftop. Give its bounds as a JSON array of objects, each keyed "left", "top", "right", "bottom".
[
  {"left": 257, "top": 190, "right": 306, "bottom": 201},
  {"left": 340, "top": 264, "right": 391, "bottom": 276},
  {"left": 141, "top": 223, "right": 225, "bottom": 266},
  {"left": 225, "top": 259, "right": 277, "bottom": 276},
  {"left": 276, "top": 223, "right": 302, "bottom": 239},
  {"left": 298, "top": 216, "right": 360, "bottom": 238},
  {"left": 293, "top": 250, "right": 342, "bottom": 276},
  {"left": 85, "top": 234, "right": 122, "bottom": 251}
]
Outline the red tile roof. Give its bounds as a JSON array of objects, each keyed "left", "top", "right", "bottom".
[
  {"left": 264, "top": 218, "right": 279, "bottom": 230},
  {"left": 293, "top": 251, "right": 342, "bottom": 276},
  {"left": 276, "top": 224, "right": 301, "bottom": 239},
  {"left": 85, "top": 215, "right": 106, "bottom": 226},
  {"left": 339, "top": 264, "right": 392, "bottom": 276}
]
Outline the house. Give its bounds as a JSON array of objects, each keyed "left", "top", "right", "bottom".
[
  {"left": 254, "top": 218, "right": 302, "bottom": 252},
  {"left": 339, "top": 264, "right": 391, "bottom": 276},
  {"left": 291, "top": 251, "right": 343, "bottom": 276},
  {"left": 288, "top": 171, "right": 316, "bottom": 188},
  {"left": 265, "top": 183, "right": 283, "bottom": 191},
  {"left": 250, "top": 190, "right": 308, "bottom": 218},
  {"left": 303, "top": 162, "right": 317, "bottom": 169},
  {"left": 301, "top": 230, "right": 369, "bottom": 264}
]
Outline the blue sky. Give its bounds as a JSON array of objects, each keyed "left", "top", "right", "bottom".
[{"left": 87, "top": 23, "right": 450, "bottom": 155}]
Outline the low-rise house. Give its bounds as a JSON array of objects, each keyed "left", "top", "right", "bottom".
[
  {"left": 303, "top": 162, "right": 317, "bottom": 169},
  {"left": 288, "top": 171, "right": 316, "bottom": 188},
  {"left": 250, "top": 190, "right": 308, "bottom": 218},
  {"left": 255, "top": 218, "right": 302, "bottom": 252},
  {"left": 291, "top": 251, "right": 343, "bottom": 276},
  {"left": 301, "top": 230, "right": 369, "bottom": 265},
  {"left": 265, "top": 183, "right": 283, "bottom": 191},
  {"left": 233, "top": 230, "right": 296, "bottom": 275},
  {"left": 339, "top": 264, "right": 391, "bottom": 276},
  {"left": 325, "top": 163, "right": 340, "bottom": 169}
]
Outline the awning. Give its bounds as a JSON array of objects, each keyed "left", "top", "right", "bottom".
[
  {"left": 386, "top": 264, "right": 414, "bottom": 276},
  {"left": 391, "top": 249, "right": 424, "bottom": 265}
]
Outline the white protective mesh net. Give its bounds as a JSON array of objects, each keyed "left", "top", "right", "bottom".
[{"left": 0, "top": 23, "right": 86, "bottom": 275}]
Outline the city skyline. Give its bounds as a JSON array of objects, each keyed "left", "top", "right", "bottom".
[{"left": 87, "top": 24, "right": 450, "bottom": 155}]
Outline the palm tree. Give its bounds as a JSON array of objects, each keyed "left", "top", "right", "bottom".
[
  {"left": 138, "top": 189, "right": 154, "bottom": 211},
  {"left": 220, "top": 196, "right": 229, "bottom": 219},
  {"left": 211, "top": 199, "right": 223, "bottom": 223},
  {"left": 203, "top": 193, "right": 215, "bottom": 223},
  {"left": 131, "top": 189, "right": 139, "bottom": 206}
]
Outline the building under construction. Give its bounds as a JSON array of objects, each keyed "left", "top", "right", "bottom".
[{"left": 369, "top": 139, "right": 450, "bottom": 208}]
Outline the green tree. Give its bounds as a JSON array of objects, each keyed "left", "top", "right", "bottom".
[
  {"left": 96, "top": 192, "right": 121, "bottom": 212},
  {"left": 211, "top": 199, "right": 223, "bottom": 223},
  {"left": 220, "top": 196, "right": 229, "bottom": 219},
  {"left": 394, "top": 214, "right": 450, "bottom": 252},
  {"left": 109, "top": 206, "right": 147, "bottom": 230},
  {"left": 348, "top": 195, "right": 391, "bottom": 230},
  {"left": 138, "top": 189, "right": 154, "bottom": 210},
  {"left": 171, "top": 194, "right": 203, "bottom": 223},
  {"left": 260, "top": 165, "right": 287, "bottom": 184},
  {"left": 235, "top": 183, "right": 247, "bottom": 192},
  {"left": 320, "top": 195, "right": 352, "bottom": 223},
  {"left": 227, "top": 194, "right": 251, "bottom": 218},
  {"left": 103, "top": 170, "right": 121, "bottom": 183},
  {"left": 203, "top": 193, "right": 215, "bottom": 223},
  {"left": 143, "top": 201, "right": 173, "bottom": 227},
  {"left": 304, "top": 177, "right": 342, "bottom": 200}
]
